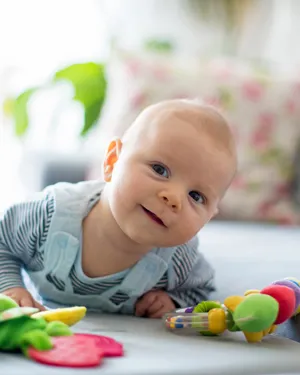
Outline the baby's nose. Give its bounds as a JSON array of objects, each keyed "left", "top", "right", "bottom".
[{"left": 158, "top": 190, "right": 182, "bottom": 212}]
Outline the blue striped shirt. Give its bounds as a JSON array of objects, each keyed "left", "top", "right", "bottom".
[{"left": 0, "top": 190, "right": 215, "bottom": 307}]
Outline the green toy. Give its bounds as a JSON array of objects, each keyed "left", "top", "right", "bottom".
[{"left": 0, "top": 294, "right": 72, "bottom": 355}]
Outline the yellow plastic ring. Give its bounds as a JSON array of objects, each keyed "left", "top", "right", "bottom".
[{"left": 208, "top": 308, "right": 227, "bottom": 334}]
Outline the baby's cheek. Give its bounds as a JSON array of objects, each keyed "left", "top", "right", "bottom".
[
  {"left": 180, "top": 213, "right": 205, "bottom": 239},
  {"left": 171, "top": 224, "right": 196, "bottom": 246},
  {"left": 112, "top": 169, "right": 144, "bottom": 214},
  {"left": 113, "top": 168, "right": 132, "bottom": 197},
  {"left": 116, "top": 163, "right": 143, "bottom": 193}
]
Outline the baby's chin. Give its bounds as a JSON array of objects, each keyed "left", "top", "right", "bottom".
[
  {"left": 145, "top": 237, "right": 192, "bottom": 249},
  {"left": 121, "top": 221, "right": 195, "bottom": 249},
  {"left": 158, "top": 239, "right": 192, "bottom": 248},
  {"left": 126, "top": 233, "right": 187, "bottom": 250}
]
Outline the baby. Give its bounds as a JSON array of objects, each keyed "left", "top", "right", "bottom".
[{"left": 0, "top": 99, "right": 237, "bottom": 318}]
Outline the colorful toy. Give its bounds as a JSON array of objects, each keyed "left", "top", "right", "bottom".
[
  {"left": 27, "top": 333, "right": 123, "bottom": 368},
  {"left": 76, "top": 333, "right": 124, "bottom": 357},
  {"left": 0, "top": 295, "right": 73, "bottom": 352},
  {"left": 0, "top": 294, "right": 123, "bottom": 368},
  {"left": 32, "top": 306, "right": 87, "bottom": 326},
  {"left": 27, "top": 334, "right": 124, "bottom": 367},
  {"left": 164, "top": 277, "right": 300, "bottom": 343},
  {"left": 27, "top": 335, "right": 104, "bottom": 368}
]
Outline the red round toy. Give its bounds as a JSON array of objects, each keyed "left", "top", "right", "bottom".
[
  {"left": 260, "top": 284, "right": 296, "bottom": 324},
  {"left": 75, "top": 333, "right": 124, "bottom": 357},
  {"left": 28, "top": 335, "right": 103, "bottom": 368}
]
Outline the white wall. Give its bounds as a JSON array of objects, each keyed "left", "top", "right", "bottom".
[{"left": 101, "top": 0, "right": 300, "bottom": 63}]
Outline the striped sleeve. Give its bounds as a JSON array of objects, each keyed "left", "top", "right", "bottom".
[
  {"left": 167, "top": 236, "right": 215, "bottom": 307},
  {"left": 0, "top": 193, "right": 55, "bottom": 292}
]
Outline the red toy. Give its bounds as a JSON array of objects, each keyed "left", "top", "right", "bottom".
[
  {"left": 76, "top": 333, "right": 124, "bottom": 357},
  {"left": 260, "top": 285, "right": 296, "bottom": 324},
  {"left": 28, "top": 333, "right": 123, "bottom": 368}
]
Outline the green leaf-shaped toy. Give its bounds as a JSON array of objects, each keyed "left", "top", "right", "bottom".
[{"left": 0, "top": 295, "right": 19, "bottom": 312}]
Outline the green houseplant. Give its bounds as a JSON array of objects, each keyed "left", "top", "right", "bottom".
[{"left": 3, "top": 62, "right": 107, "bottom": 138}]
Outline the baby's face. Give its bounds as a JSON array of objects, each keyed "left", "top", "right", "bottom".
[{"left": 107, "top": 107, "right": 235, "bottom": 249}]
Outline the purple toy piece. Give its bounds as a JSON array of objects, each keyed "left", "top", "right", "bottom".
[
  {"left": 272, "top": 279, "right": 300, "bottom": 311},
  {"left": 185, "top": 307, "right": 194, "bottom": 313}
]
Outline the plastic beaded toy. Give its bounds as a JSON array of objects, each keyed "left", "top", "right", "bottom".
[{"left": 164, "top": 277, "right": 300, "bottom": 343}]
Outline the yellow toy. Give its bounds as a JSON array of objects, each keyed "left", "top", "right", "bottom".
[{"left": 32, "top": 306, "right": 87, "bottom": 326}]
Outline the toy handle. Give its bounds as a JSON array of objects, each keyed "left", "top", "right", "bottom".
[{"left": 164, "top": 312, "right": 229, "bottom": 330}]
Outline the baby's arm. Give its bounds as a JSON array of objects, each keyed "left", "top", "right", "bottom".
[
  {"left": 0, "top": 192, "right": 54, "bottom": 308},
  {"left": 167, "top": 236, "right": 215, "bottom": 307}
]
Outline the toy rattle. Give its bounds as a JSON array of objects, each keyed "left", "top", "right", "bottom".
[
  {"left": 0, "top": 294, "right": 123, "bottom": 368},
  {"left": 164, "top": 277, "right": 300, "bottom": 343}
]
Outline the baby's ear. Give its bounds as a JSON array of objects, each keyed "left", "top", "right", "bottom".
[{"left": 103, "top": 138, "right": 122, "bottom": 182}]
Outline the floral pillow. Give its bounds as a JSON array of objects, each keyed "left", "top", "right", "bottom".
[{"left": 95, "top": 50, "right": 300, "bottom": 224}]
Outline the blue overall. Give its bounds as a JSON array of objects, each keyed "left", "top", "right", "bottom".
[{"left": 27, "top": 181, "right": 176, "bottom": 313}]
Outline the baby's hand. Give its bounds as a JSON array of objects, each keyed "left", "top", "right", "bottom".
[
  {"left": 2, "top": 287, "right": 45, "bottom": 311},
  {"left": 135, "top": 290, "right": 176, "bottom": 319}
]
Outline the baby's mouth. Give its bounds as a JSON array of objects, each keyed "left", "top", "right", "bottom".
[{"left": 141, "top": 206, "right": 166, "bottom": 227}]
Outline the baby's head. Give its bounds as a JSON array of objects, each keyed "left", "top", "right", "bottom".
[{"left": 103, "top": 99, "right": 237, "bottom": 248}]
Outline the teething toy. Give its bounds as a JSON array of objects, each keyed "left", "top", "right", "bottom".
[
  {"left": 0, "top": 294, "right": 123, "bottom": 368},
  {"left": 164, "top": 277, "right": 300, "bottom": 343},
  {"left": 28, "top": 334, "right": 104, "bottom": 368},
  {"left": 76, "top": 333, "right": 124, "bottom": 357},
  {"left": 32, "top": 306, "right": 87, "bottom": 326},
  {"left": 0, "top": 296, "right": 72, "bottom": 352}
]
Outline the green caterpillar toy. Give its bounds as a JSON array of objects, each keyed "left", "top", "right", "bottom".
[{"left": 165, "top": 277, "right": 300, "bottom": 343}]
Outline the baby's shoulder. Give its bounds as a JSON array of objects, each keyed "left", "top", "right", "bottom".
[
  {"left": 39, "top": 180, "right": 104, "bottom": 217},
  {"left": 43, "top": 180, "right": 104, "bottom": 201}
]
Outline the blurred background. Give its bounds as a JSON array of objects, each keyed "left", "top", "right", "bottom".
[{"left": 1, "top": 0, "right": 300, "bottom": 225}]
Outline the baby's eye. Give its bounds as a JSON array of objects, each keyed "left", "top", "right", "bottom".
[
  {"left": 151, "top": 164, "right": 169, "bottom": 178},
  {"left": 189, "top": 191, "right": 205, "bottom": 204}
]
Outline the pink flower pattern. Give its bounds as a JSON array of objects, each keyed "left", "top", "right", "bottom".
[
  {"left": 286, "top": 98, "right": 297, "bottom": 114},
  {"left": 151, "top": 66, "right": 170, "bottom": 81},
  {"left": 203, "top": 96, "right": 222, "bottom": 108},
  {"left": 126, "top": 59, "right": 142, "bottom": 77},
  {"left": 242, "top": 81, "right": 264, "bottom": 101},
  {"left": 130, "top": 92, "right": 148, "bottom": 110},
  {"left": 251, "top": 112, "right": 275, "bottom": 149}
]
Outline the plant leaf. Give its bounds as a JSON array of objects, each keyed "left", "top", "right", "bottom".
[
  {"left": 7, "top": 88, "right": 37, "bottom": 136},
  {"left": 144, "top": 39, "right": 174, "bottom": 53},
  {"left": 53, "top": 62, "right": 106, "bottom": 136}
]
